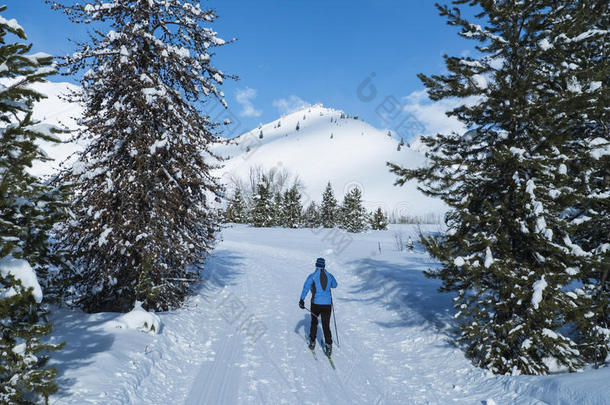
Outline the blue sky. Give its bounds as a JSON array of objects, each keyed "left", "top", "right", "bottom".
[{"left": 5, "top": 0, "right": 477, "bottom": 138}]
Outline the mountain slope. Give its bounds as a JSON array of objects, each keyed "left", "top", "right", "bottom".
[
  {"left": 213, "top": 105, "right": 446, "bottom": 218},
  {"left": 27, "top": 81, "right": 84, "bottom": 178}
]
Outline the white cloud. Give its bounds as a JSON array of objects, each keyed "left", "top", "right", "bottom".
[
  {"left": 272, "top": 95, "right": 311, "bottom": 115},
  {"left": 402, "top": 89, "right": 471, "bottom": 136},
  {"left": 391, "top": 89, "right": 481, "bottom": 152},
  {"left": 235, "top": 87, "right": 262, "bottom": 117}
]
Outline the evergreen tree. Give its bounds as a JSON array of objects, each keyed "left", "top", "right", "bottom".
[
  {"left": 370, "top": 207, "right": 388, "bottom": 230},
  {"left": 225, "top": 188, "right": 248, "bottom": 224},
  {"left": 272, "top": 191, "right": 283, "bottom": 226},
  {"left": 550, "top": 3, "right": 610, "bottom": 364},
  {"left": 51, "top": 0, "right": 232, "bottom": 312},
  {"left": 340, "top": 188, "right": 368, "bottom": 233},
  {"left": 282, "top": 184, "right": 303, "bottom": 228},
  {"left": 0, "top": 8, "right": 65, "bottom": 402},
  {"left": 320, "top": 182, "right": 338, "bottom": 228},
  {"left": 389, "top": 1, "right": 608, "bottom": 374},
  {"left": 304, "top": 202, "right": 321, "bottom": 228},
  {"left": 250, "top": 178, "right": 273, "bottom": 227},
  {"left": 296, "top": 121, "right": 300, "bottom": 131}
]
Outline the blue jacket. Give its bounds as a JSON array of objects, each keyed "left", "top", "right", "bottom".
[{"left": 300, "top": 268, "right": 337, "bottom": 305}]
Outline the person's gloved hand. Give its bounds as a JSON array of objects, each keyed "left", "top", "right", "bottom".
[{"left": 299, "top": 299, "right": 305, "bottom": 309}]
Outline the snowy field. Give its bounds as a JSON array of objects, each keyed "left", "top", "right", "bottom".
[{"left": 48, "top": 225, "right": 610, "bottom": 404}]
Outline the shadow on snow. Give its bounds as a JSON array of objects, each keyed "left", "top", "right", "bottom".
[
  {"left": 194, "top": 248, "right": 245, "bottom": 300},
  {"left": 344, "top": 256, "right": 456, "bottom": 335}
]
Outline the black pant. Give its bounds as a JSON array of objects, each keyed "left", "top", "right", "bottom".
[{"left": 309, "top": 303, "right": 332, "bottom": 345}]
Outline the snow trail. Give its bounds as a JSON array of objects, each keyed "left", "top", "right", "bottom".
[{"left": 183, "top": 225, "right": 531, "bottom": 404}]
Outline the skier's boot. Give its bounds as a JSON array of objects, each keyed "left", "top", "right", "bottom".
[
  {"left": 308, "top": 338, "right": 316, "bottom": 350},
  {"left": 325, "top": 343, "right": 332, "bottom": 357}
]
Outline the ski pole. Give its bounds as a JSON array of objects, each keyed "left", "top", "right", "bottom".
[
  {"left": 303, "top": 306, "right": 321, "bottom": 317},
  {"left": 331, "top": 292, "right": 339, "bottom": 347}
]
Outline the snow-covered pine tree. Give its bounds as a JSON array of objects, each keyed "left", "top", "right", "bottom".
[
  {"left": 225, "top": 188, "right": 248, "bottom": 224},
  {"left": 0, "top": 8, "right": 65, "bottom": 402},
  {"left": 370, "top": 207, "right": 388, "bottom": 230},
  {"left": 544, "top": 3, "right": 610, "bottom": 364},
  {"left": 320, "top": 181, "right": 338, "bottom": 228},
  {"left": 271, "top": 191, "right": 283, "bottom": 226},
  {"left": 340, "top": 188, "right": 368, "bottom": 233},
  {"left": 388, "top": 1, "right": 602, "bottom": 374},
  {"left": 250, "top": 178, "right": 273, "bottom": 227},
  {"left": 304, "top": 202, "right": 321, "bottom": 228},
  {"left": 51, "top": 0, "right": 232, "bottom": 312},
  {"left": 281, "top": 184, "right": 303, "bottom": 228}
]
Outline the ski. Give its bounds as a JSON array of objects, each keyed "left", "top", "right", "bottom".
[
  {"left": 322, "top": 342, "right": 335, "bottom": 369},
  {"left": 326, "top": 355, "right": 335, "bottom": 369},
  {"left": 306, "top": 335, "right": 317, "bottom": 360}
]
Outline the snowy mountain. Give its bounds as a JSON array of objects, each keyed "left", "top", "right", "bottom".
[
  {"left": 213, "top": 105, "right": 446, "bottom": 219},
  {"left": 31, "top": 82, "right": 446, "bottom": 219},
  {"left": 27, "top": 81, "right": 84, "bottom": 178}
]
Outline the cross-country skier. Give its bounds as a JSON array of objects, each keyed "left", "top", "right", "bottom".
[{"left": 299, "top": 257, "right": 338, "bottom": 356}]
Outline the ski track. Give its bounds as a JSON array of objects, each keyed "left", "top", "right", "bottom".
[{"left": 182, "top": 226, "right": 537, "bottom": 405}]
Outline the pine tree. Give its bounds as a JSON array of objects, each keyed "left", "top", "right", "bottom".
[
  {"left": 250, "top": 178, "right": 273, "bottom": 227},
  {"left": 320, "top": 182, "right": 338, "bottom": 228},
  {"left": 281, "top": 184, "right": 303, "bottom": 228},
  {"left": 548, "top": 3, "right": 610, "bottom": 364},
  {"left": 340, "top": 188, "right": 368, "bottom": 233},
  {"left": 296, "top": 121, "right": 300, "bottom": 131},
  {"left": 304, "top": 202, "right": 321, "bottom": 228},
  {"left": 272, "top": 191, "right": 283, "bottom": 226},
  {"left": 388, "top": 1, "right": 608, "bottom": 374},
  {"left": 225, "top": 188, "right": 248, "bottom": 224},
  {"left": 370, "top": 207, "right": 388, "bottom": 231},
  {"left": 0, "top": 8, "right": 65, "bottom": 402},
  {"left": 51, "top": 0, "right": 232, "bottom": 312}
]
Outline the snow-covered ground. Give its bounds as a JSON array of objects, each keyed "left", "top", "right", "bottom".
[{"left": 47, "top": 225, "right": 610, "bottom": 404}]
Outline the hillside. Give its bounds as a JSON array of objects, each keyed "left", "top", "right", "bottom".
[
  {"left": 214, "top": 104, "right": 445, "bottom": 219},
  {"left": 27, "top": 81, "right": 84, "bottom": 178}
]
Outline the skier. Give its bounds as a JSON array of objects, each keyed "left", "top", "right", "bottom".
[{"left": 299, "top": 257, "right": 338, "bottom": 356}]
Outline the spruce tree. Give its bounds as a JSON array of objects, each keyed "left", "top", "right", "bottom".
[
  {"left": 548, "top": 3, "right": 610, "bottom": 364},
  {"left": 370, "top": 207, "right": 388, "bottom": 230},
  {"left": 388, "top": 1, "right": 607, "bottom": 374},
  {"left": 0, "top": 7, "right": 65, "bottom": 402},
  {"left": 250, "top": 178, "right": 273, "bottom": 227},
  {"left": 272, "top": 191, "right": 283, "bottom": 226},
  {"left": 225, "top": 188, "right": 248, "bottom": 224},
  {"left": 340, "top": 188, "right": 368, "bottom": 233},
  {"left": 304, "top": 202, "right": 321, "bottom": 228},
  {"left": 51, "top": 0, "right": 232, "bottom": 312},
  {"left": 320, "top": 182, "right": 338, "bottom": 228},
  {"left": 282, "top": 184, "right": 303, "bottom": 228}
]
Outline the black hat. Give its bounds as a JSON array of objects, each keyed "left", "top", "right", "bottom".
[{"left": 315, "top": 257, "right": 325, "bottom": 268}]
